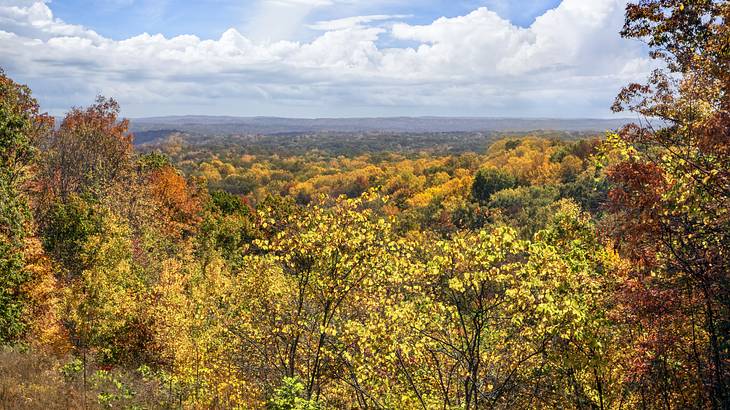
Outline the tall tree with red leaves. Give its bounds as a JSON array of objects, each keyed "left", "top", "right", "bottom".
[{"left": 608, "top": 1, "right": 729, "bottom": 407}]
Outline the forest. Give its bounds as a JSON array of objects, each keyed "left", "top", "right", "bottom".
[{"left": 0, "top": 1, "right": 728, "bottom": 409}]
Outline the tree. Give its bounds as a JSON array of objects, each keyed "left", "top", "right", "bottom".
[
  {"left": 209, "top": 190, "right": 249, "bottom": 216},
  {"left": 152, "top": 249, "right": 253, "bottom": 407},
  {"left": 416, "top": 226, "right": 530, "bottom": 409},
  {"left": 609, "top": 0, "right": 730, "bottom": 407},
  {"left": 146, "top": 165, "right": 203, "bottom": 238},
  {"left": 197, "top": 190, "right": 257, "bottom": 268},
  {"left": 378, "top": 201, "right": 621, "bottom": 409},
  {"left": 41, "top": 195, "right": 103, "bottom": 281},
  {"left": 0, "top": 69, "right": 52, "bottom": 343},
  {"left": 39, "top": 96, "right": 133, "bottom": 201},
  {"left": 471, "top": 167, "right": 518, "bottom": 203},
  {"left": 488, "top": 185, "right": 560, "bottom": 237},
  {"left": 228, "top": 193, "right": 396, "bottom": 406},
  {"left": 524, "top": 200, "right": 624, "bottom": 409}
]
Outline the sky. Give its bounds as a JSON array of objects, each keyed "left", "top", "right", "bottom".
[{"left": 0, "top": 0, "right": 651, "bottom": 118}]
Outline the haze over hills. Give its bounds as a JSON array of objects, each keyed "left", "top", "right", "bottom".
[{"left": 129, "top": 116, "right": 635, "bottom": 137}]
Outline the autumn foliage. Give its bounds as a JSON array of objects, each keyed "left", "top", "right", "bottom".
[{"left": 0, "top": 1, "right": 729, "bottom": 409}]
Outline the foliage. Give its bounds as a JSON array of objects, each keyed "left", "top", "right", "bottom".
[
  {"left": 0, "top": 70, "right": 52, "bottom": 343},
  {"left": 488, "top": 185, "right": 560, "bottom": 237},
  {"left": 209, "top": 190, "right": 250, "bottom": 215},
  {"left": 608, "top": 0, "right": 730, "bottom": 407},
  {"left": 471, "top": 167, "right": 519, "bottom": 203},
  {"left": 268, "top": 377, "right": 321, "bottom": 410},
  {"left": 38, "top": 96, "right": 133, "bottom": 201},
  {"left": 2, "top": 3, "right": 728, "bottom": 407},
  {"left": 41, "top": 195, "right": 103, "bottom": 279}
]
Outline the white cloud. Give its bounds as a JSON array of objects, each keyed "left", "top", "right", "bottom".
[
  {"left": 244, "top": 0, "right": 361, "bottom": 41},
  {"left": 0, "top": 0, "right": 651, "bottom": 117},
  {"left": 308, "top": 14, "right": 411, "bottom": 31}
]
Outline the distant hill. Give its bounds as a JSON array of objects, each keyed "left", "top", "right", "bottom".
[{"left": 129, "top": 116, "right": 633, "bottom": 138}]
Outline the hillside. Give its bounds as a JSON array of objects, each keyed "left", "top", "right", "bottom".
[{"left": 130, "top": 116, "right": 633, "bottom": 136}]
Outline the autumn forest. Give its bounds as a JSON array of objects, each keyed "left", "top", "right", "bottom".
[{"left": 1, "top": 1, "right": 729, "bottom": 409}]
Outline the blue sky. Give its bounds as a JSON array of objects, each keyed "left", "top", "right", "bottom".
[
  {"left": 49, "top": 0, "right": 563, "bottom": 40},
  {"left": 0, "top": 0, "right": 648, "bottom": 118}
]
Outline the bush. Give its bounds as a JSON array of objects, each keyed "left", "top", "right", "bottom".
[{"left": 268, "top": 377, "right": 321, "bottom": 410}]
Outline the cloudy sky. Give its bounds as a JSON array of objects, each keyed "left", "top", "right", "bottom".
[{"left": 0, "top": 0, "right": 651, "bottom": 118}]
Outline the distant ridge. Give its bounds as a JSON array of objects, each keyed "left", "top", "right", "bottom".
[{"left": 129, "top": 116, "right": 633, "bottom": 136}]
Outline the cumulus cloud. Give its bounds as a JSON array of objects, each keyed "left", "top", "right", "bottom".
[{"left": 0, "top": 0, "right": 651, "bottom": 117}]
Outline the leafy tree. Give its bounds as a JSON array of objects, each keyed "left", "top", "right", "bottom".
[
  {"left": 560, "top": 169, "right": 609, "bottom": 215},
  {"left": 63, "top": 210, "right": 147, "bottom": 365},
  {"left": 209, "top": 190, "right": 249, "bottom": 216},
  {"left": 524, "top": 200, "right": 624, "bottom": 409},
  {"left": 39, "top": 96, "right": 133, "bottom": 201},
  {"left": 504, "top": 139, "right": 521, "bottom": 151},
  {"left": 416, "top": 226, "right": 530, "bottom": 409},
  {"left": 609, "top": 0, "right": 730, "bottom": 406},
  {"left": 230, "top": 193, "right": 395, "bottom": 404},
  {"left": 146, "top": 165, "right": 203, "bottom": 238},
  {"left": 41, "top": 196, "right": 103, "bottom": 280},
  {"left": 0, "top": 70, "right": 52, "bottom": 343},
  {"left": 152, "top": 249, "right": 250, "bottom": 407},
  {"left": 488, "top": 185, "right": 560, "bottom": 237},
  {"left": 471, "top": 167, "right": 518, "bottom": 203},
  {"left": 198, "top": 195, "right": 257, "bottom": 268},
  {"left": 136, "top": 152, "right": 172, "bottom": 173}
]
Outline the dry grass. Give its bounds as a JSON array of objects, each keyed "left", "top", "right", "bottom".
[
  {"left": 0, "top": 348, "right": 169, "bottom": 409},
  {"left": 0, "top": 348, "right": 82, "bottom": 409}
]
